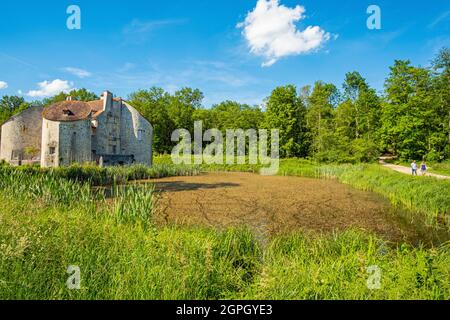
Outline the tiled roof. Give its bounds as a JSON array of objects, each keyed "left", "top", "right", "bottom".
[
  {"left": 43, "top": 101, "right": 92, "bottom": 122},
  {"left": 87, "top": 100, "right": 105, "bottom": 118},
  {"left": 43, "top": 98, "right": 123, "bottom": 122}
]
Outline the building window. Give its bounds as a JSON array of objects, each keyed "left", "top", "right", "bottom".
[
  {"left": 138, "top": 129, "right": 144, "bottom": 141},
  {"left": 49, "top": 147, "right": 56, "bottom": 155}
]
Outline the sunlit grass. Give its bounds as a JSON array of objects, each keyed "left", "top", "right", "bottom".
[{"left": 0, "top": 162, "right": 449, "bottom": 300}]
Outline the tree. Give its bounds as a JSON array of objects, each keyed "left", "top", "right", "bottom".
[
  {"left": 306, "top": 81, "right": 339, "bottom": 157},
  {"left": 129, "top": 87, "right": 204, "bottom": 154},
  {"left": 341, "top": 71, "right": 380, "bottom": 140},
  {"left": 0, "top": 96, "right": 30, "bottom": 125},
  {"left": 380, "top": 60, "right": 438, "bottom": 160},
  {"left": 264, "top": 85, "right": 309, "bottom": 158},
  {"left": 0, "top": 95, "right": 26, "bottom": 112},
  {"left": 43, "top": 88, "right": 99, "bottom": 105},
  {"left": 167, "top": 88, "right": 204, "bottom": 133},
  {"left": 129, "top": 87, "right": 174, "bottom": 154},
  {"left": 431, "top": 47, "right": 450, "bottom": 158},
  {"left": 207, "top": 101, "right": 264, "bottom": 131}
]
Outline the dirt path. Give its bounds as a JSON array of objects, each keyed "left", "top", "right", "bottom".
[
  {"left": 380, "top": 162, "right": 450, "bottom": 180},
  {"left": 146, "top": 172, "right": 422, "bottom": 243}
]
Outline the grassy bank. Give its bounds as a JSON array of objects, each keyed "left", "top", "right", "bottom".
[
  {"left": 242, "top": 231, "right": 449, "bottom": 300},
  {"left": 0, "top": 165, "right": 449, "bottom": 300},
  {"left": 1, "top": 196, "right": 448, "bottom": 300},
  {"left": 388, "top": 160, "right": 450, "bottom": 177},
  {"left": 0, "top": 162, "right": 200, "bottom": 186},
  {"left": 427, "top": 162, "right": 450, "bottom": 176}
]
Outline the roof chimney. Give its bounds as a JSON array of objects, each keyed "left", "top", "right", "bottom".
[
  {"left": 66, "top": 96, "right": 73, "bottom": 101},
  {"left": 101, "top": 91, "right": 113, "bottom": 112}
]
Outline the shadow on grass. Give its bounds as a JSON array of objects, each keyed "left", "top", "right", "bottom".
[{"left": 154, "top": 181, "right": 240, "bottom": 192}]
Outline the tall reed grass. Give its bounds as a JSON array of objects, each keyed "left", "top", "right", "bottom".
[
  {"left": 111, "top": 183, "right": 155, "bottom": 230},
  {"left": 1, "top": 163, "right": 200, "bottom": 186},
  {"left": 241, "top": 230, "right": 449, "bottom": 300}
]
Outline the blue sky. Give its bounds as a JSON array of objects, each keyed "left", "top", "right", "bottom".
[{"left": 0, "top": 0, "right": 449, "bottom": 107}]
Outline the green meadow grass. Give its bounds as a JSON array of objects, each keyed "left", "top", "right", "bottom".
[
  {"left": 4, "top": 162, "right": 201, "bottom": 186},
  {"left": 0, "top": 164, "right": 449, "bottom": 300},
  {"left": 0, "top": 195, "right": 448, "bottom": 300},
  {"left": 429, "top": 162, "right": 450, "bottom": 176},
  {"left": 241, "top": 231, "right": 450, "bottom": 300}
]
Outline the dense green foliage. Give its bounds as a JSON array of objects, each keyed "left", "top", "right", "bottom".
[
  {"left": 0, "top": 95, "right": 32, "bottom": 125},
  {"left": 129, "top": 48, "right": 449, "bottom": 162},
  {"left": 42, "top": 88, "right": 99, "bottom": 105},
  {"left": 0, "top": 164, "right": 448, "bottom": 300},
  {"left": 264, "top": 85, "right": 309, "bottom": 157}
]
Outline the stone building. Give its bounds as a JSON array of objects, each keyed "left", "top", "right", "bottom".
[
  {"left": 0, "top": 91, "right": 153, "bottom": 167},
  {"left": 0, "top": 105, "right": 44, "bottom": 165}
]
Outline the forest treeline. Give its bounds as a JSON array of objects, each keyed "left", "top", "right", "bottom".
[{"left": 1, "top": 48, "right": 449, "bottom": 163}]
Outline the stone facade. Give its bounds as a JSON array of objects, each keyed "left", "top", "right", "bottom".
[
  {"left": 41, "top": 118, "right": 92, "bottom": 167},
  {"left": 0, "top": 106, "right": 44, "bottom": 165},
  {"left": 0, "top": 91, "right": 153, "bottom": 167}
]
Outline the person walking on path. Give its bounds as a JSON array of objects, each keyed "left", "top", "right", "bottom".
[
  {"left": 420, "top": 161, "right": 427, "bottom": 176},
  {"left": 411, "top": 160, "right": 418, "bottom": 176}
]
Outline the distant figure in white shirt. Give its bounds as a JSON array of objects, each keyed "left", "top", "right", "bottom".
[{"left": 411, "top": 160, "right": 418, "bottom": 176}]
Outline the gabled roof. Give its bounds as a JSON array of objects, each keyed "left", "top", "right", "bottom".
[{"left": 87, "top": 100, "right": 105, "bottom": 118}]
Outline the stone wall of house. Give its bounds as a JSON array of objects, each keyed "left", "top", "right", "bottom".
[
  {"left": 91, "top": 94, "right": 122, "bottom": 157},
  {"left": 58, "top": 120, "right": 92, "bottom": 166},
  {"left": 0, "top": 106, "right": 44, "bottom": 165},
  {"left": 120, "top": 102, "right": 153, "bottom": 166},
  {"left": 41, "top": 119, "right": 92, "bottom": 167},
  {"left": 92, "top": 97, "right": 152, "bottom": 166},
  {"left": 41, "top": 119, "right": 60, "bottom": 167}
]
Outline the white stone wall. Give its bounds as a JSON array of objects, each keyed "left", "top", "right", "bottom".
[
  {"left": 41, "top": 119, "right": 92, "bottom": 167},
  {"left": 93, "top": 100, "right": 152, "bottom": 166},
  {"left": 120, "top": 102, "right": 153, "bottom": 165},
  {"left": 58, "top": 120, "right": 92, "bottom": 166},
  {"left": 41, "top": 119, "right": 60, "bottom": 167},
  {"left": 0, "top": 106, "right": 44, "bottom": 164},
  {"left": 92, "top": 99, "right": 122, "bottom": 156}
]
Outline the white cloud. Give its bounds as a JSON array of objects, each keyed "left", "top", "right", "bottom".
[
  {"left": 27, "top": 79, "right": 74, "bottom": 98},
  {"left": 122, "top": 19, "right": 188, "bottom": 44},
  {"left": 0, "top": 81, "right": 8, "bottom": 89},
  {"left": 117, "top": 62, "right": 136, "bottom": 73},
  {"left": 63, "top": 67, "right": 92, "bottom": 78},
  {"left": 428, "top": 11, "right": 450, "bottom": 29},
  {"left": 238, "top": 0, "right": 330, "bottom": 67}
]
